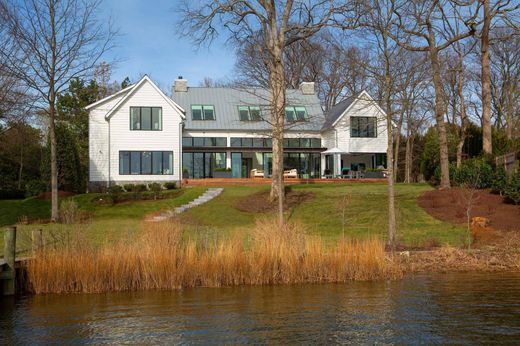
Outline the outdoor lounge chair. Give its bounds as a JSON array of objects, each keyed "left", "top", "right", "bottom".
[
  {"left": 250, "top": 169, "right": 264, "bottom": 178},
  {"left": 283, "top": 169, "right": 298, "bottom": 178}
]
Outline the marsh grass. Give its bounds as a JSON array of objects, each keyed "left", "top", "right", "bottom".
[{"left": 25, "top": 219, "right": 401, "bottom": 294}]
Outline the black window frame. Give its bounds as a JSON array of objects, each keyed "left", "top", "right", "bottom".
[
  {"left": 191, "top": 105, "right": 216, "bottom": 121},
  {"left": 351, "top": 116, "right": 377, "bottom": 138},
  {"left": 119, "top": 151, "right": 174, "bottom": 175},
  {"left": 182, "top": 137, "right": 227, "bottom": 147},
  {"left": 129, "top": 107, "right": 162, "bottom": 131}
]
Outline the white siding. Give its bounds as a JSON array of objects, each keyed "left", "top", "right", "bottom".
[
  {"left": 328, "top": 98, "right": 388, "bottom": 153},
  {"left": 89, "top": 95, "right": 125, "bottom": 183},
  {"left": 108, "top": 81, "right": 183, "bottom": 182}
]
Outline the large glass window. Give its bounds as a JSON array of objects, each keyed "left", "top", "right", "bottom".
[
  {"left": 238, "top": 106, "right": 261, "bottom": 121},
  {"left": 182, "top": 152, "right": 227, "bottom": 178},
  {"left": 119, "top": 152, "right": 130, "bottom": 175},
  {"left": 141, "top": 151, "right": 152, "bottom": 175},
  {"left": 182, "top": 137, "right": 227, "bottom": 147},
  {"left": 351, "top": 116, "right": 377, "bottom": 138},
  {"left": 191, "top": 105, "right": 215, "bottom": 120},
  {"left": 152, "top": 152, "right": 163, "bottom": 174},
  {"left": 130, "top": 107, "right": 162, "bottom": 131},
  {"left": 231, "top": 153, "right": 242, "bottom": 178},
  {"left": 130, "top": 152, "right": 141, "bottom": 175},
  {"left": 119, "top": 151, "right": 173, "bottom": 175}
]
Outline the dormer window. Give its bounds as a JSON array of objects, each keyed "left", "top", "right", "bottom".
[
  {"left": 239, "top": 106, "right": 261, "bottom": 121},
  {"left": 285, "top": 106, "right": 308, "bottom": 122},
  {"left": 130, "top": 107, "right": 162, "bottom": 131},
  {"left": 192, "top": 105, "right": 215, "bottom": 120}
]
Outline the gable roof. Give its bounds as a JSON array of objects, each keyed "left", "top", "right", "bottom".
[
  {"left": 84, "top": 83, "right": 135, "bottom": 110},
  {"left": 321, "top": 90, "right": 386, "bottom": 131},
  {"left": 171, "top": 87, "right": 324, "bottom": 132},
  {"left": 86, "top": 75, "right": 185, "bottom": 119}
]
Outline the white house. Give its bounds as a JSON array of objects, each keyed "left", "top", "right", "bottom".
[{"left": 87, "top": 75, "right": 388, "bottom": 189}]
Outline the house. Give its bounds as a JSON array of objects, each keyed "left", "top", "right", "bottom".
[{"left": 86, "top": 75, "right": 388, "bottom": 189}]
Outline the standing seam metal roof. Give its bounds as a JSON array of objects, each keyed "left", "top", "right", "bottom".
[{"left": 171, "top": 87, "right": 325, "bottom": 132}]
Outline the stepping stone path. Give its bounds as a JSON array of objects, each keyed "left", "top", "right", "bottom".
[{"left": 150, "top": 188, "right": 224, "bottom": 222}]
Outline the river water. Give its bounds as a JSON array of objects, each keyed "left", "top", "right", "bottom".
[{"left": 1, "top": 273, "right": 520, "bottom": 344}]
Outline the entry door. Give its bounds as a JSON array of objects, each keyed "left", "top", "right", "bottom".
[{"left": 241, "top": 158, "right": 252, "bottom": 178}]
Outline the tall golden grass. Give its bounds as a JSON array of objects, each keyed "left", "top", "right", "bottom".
[{"left": 25, "top": 219, "right": 401, "bottom": 294}]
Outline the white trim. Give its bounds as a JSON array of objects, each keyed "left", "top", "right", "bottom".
[
  {"left": 330, "top": 90, "right": 392, "bottom": 128},
  {"left": 104, "top": 75, "right": 185, "bottom": 120},
  {"left": 85, "top": 84, "right": 135, "bottom": 110}
]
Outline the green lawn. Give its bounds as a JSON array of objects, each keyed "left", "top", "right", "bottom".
[
  {"left": 180, "top": 183, "right": 466, "bottom": 247},
  {"left": 0, "top": 183, "right": 466, "bottom": 256}
]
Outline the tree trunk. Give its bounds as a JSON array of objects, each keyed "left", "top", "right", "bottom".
[
  {"left": 383, "top": 35, "right": 396, "bottom": 251},
  {"left": 456, "top": 53, "right": 468, "bottom": 169},
  {"left": 405, "top": 131, "right": 412, "bottom": 183},
  {"left": 50, "top": 0, "right": 59, "bottom": 222},
  {"left": 268, "top": 44, "right": 286, "bottom": 225},
  {"left": 428, "top": 27, "right": 451, "bottom": 189},
  {"left": 17, "top": 145, "right": 23, "bottom": 190},
  {"left": 481, "top": 0, "right": 492, "bottom": 155},
  {"left": 393, "top": 109, "right": 404, "bottom": 182}
]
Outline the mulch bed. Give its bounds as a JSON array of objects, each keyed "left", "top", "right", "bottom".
[
  {"left": 418, "top": 188, "right": 520, "bottom": 232},
  {"left": 234, "top": 190, "right": 315, "bottom": 213}
]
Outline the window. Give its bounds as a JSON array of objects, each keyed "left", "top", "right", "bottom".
[
  {"left": 130, "top": 107, "right": 162, "bottom": 130},
  {"left": 119, "top": 151, "right": 173, "bottom": 175},
  {"left": 285, "top": 106, "right": 308, "bottom": 122},
  {"left": 351, "top": 117, "right": 377, "bottom": 138},
  {"left": 182, "top": 137, "right": 226, "bottom": 147},
  {"left": 238, "top": 106, "right": 261, "bottom": 121},
  {"left": 182, "top": 137, "right": 193, "bottom": 147},
  {"left": 280, "top": 138, "right": 321, "bottom": 148},
  {"left": 191, "top": 105, "right": 215, "bottom": 120}
]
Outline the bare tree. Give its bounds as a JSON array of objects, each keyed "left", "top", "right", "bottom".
[
  {"left": 490, "top": 28, "right": 520, "bottom": 139},
  {"left": 391, "top": 0, "right": 479, "bottom": 189},
  {"left": 178, "top": 1, "right": 350, "bottom": 224},
  {"left": 0, "top": 0, "right": 116, "bottom": 221}
]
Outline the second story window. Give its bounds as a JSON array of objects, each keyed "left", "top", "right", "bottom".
[
  {"left": 351, "top": 116, "right": 377, "bottom": 138},
  {"left": 192, "top": 105, "right": 215, "bottom": 120},
  {"left": 130, "top": 107, "right": 162, "bottom": 131},
  {"left": 238, "top": 106, "right": 261, "bottom": 121},
  {"left": 285, "top": 106, "right": 308, "bottom": 122}
]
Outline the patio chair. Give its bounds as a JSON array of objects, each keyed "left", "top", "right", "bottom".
[
  {"left": 283, "top": 169, "right": 298, "bottom": 178},
  {"left": 250, "top": 169, "right": 264, "bottom": 178}
]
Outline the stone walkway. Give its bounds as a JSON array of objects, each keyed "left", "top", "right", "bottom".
[{"left": 150, "top": 188, "right": 224, "bottom": 222}]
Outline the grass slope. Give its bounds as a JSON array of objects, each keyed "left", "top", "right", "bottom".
[{"left": 0, "top": 184, "right": 466, "bottom": 256}]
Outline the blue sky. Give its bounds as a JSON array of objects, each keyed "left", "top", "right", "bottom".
[{"left": 100, "top": 0, "right": 235, "bottom": 90}]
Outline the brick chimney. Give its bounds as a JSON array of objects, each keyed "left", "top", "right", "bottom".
[
  {"left": 299, "top": 82, "right": 315, "bottom": 95},
  {"left": 173, "top": 76, "right": 188, "bottom": 92}
]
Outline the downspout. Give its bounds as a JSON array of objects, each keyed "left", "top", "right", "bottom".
[
  {"left": 107, "top": 119, "right": 111, "bottom": 188},
  {"left": 179, "top": 119, "right": 184, "bottom": 186}
]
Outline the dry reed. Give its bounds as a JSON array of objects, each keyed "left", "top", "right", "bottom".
[{"left": 25, "top": 219, "right": 401, "bottom": 294}]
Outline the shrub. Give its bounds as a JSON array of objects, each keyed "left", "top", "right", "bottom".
[
  {"left": 122, "top": 184, "right": 135, "bottom": 192},
  {"left": 164, "top": 182, "right": 176, "bottom": 190},
  {"left": 451, "top": 158, "right": 494, "bottom": 189},
  {"left": 134, "top": 184, "right": 148, "bottom": 192},
  {"left": 108, "top": 185, "right": 124, "bottom": 204},
  {"left": 149, "top": 183, "right": 163, "bottom": 200},
  {"left": 25, "top": 180, "right": 47, "bottom": 197},
  {"left": 491, "top": 166, "right": 508, "bottom": 195},
  {"left": 504, "top": 172, "right": 520, "bottom": 205}
]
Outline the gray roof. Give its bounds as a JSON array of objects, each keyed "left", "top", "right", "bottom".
[
  {"left": 321, "top": 94, "right": 357, "bottom": 131},
  {"left": 171, "top": 87, "right": 324, "bottom": 132}
]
